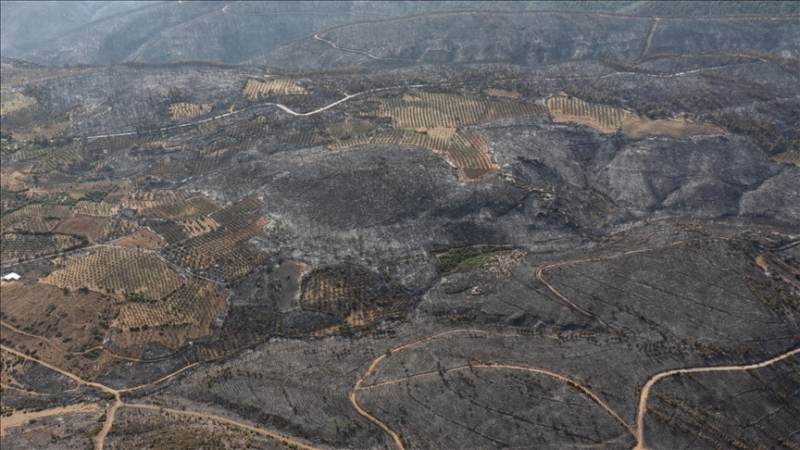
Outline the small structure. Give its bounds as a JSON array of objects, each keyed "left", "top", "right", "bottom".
[{"left": 2, "top": 272, "right": 21, "bottom": 281}]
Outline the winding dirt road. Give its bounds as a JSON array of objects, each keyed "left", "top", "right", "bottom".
[
  {"left": 534, "top": 240, "right": 698, "bottom": 328},
  {"left": 633, "top": 347, "right": 800, "bottom": 450},
  {"left": 0, "top": 403, "right": 101, "bottom": 436},
  {"left": 0, "top": 344, "right": 315, "bottom": 450}
]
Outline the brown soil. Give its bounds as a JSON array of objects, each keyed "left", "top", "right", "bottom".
[
  {"left": 112, "top": 229, "right": 167, "bottom": 250},
  {"left": 54, "top": 215, "right": 113, "bottom": 243},
  {"left": 621, "top": 115, "right": 723, "bottom": 139}
]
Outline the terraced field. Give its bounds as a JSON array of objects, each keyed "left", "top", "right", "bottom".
[
  {"left": 328, "top": 91, "right": 546, "bottom": 180},
  {"left": 163, "top": 196, "right": 268, "bottom": 280},
  {"left": 331, "top": 128, "right": 495, "bottom": 179},
  {"left": 0, "top": 232, "right": 85, "bottom": 263},
  {"left": 1, "top": 203, "right": 72, "bottom": 233},
  {"left": 546, "top": 94, "right": 630, "bottom": 133},
  {"left": 547, "top": 93, "right": 723, "bottom": 138},
  {"left": 771, "top": 149, "right": 800, "bottom": 166},
  {"left": 243, "top": 78, "right": 308, "bottom": 99},
  {"left": 301, "top": 266, "right": 410, "bottom": 329},
  {"left": 168, "top": 102, "right": 211, "bottom": 120},
  {"left": 377, "top": 92, "right": 545, "bottom": 128},
  {"left": 42, "top": 246, "right": 183, "bottom": 301},
  {"left": 112, "top": 278, "right": 226, "bottom": 349}
]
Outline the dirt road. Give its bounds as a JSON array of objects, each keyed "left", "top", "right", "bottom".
[{"left": 633, "top": 347, "right": 800, "bottom": 450}]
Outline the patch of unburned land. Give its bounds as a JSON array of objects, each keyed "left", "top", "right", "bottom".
[
  {"left": 0, "top": 92, "right": 36, "bottom": 116},
  {"left": 546, "top": 93, "right": 722, "bottom": 138},
  {"left": 42, "top": 246, "right": 183, "bottom": 301},
  {"left": 168, "top": 102, "right": 211, "bottom": 120},
  {"left": 243, "top": 78, "right": 308, "bottom": 99}
]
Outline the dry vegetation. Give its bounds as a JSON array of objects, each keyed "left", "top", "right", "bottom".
[
  {"left": 0, "top": 282, "right": 118, "bottom": 354},
  {"left": 546, "top": 93, "right": 723, "bottom": 138},
  {"left": 168, "top": 102, "right": 211, "bottom": 120},
  {"left": 771, "top": 149, "right": 800, "bottom": 166},
  {"left": 243, "top": 78, "right": 308, "bottom": 99},
  {"left": 53, "top": 215, "right": 112, "bottom": 242},
  {"left": 486, "top": 88, "right": 521, "bottom": 99},
  {"left": 42, "top": 246, "right": 183, "bottom": 301},
  {"left": 0, "top": 92, "right": 37, "bottom": 116}
]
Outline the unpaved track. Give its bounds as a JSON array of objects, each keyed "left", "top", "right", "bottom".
[
  {"left": 0, "top": 403, "right": 101, "bottom": 436},
  {"left": 360, "top": 362, "right": 636, "bottom": 436},
  {"left": 633, "top": 347, "right": 800, "bottom": 450},
  {"left": 0, "top": 345, "right": 122, "bottom": 450},
  {"left": 350, "top": 329, "right": 490, "bottom": 450},
  {"left": 641, "top": 17, "right": 660, "bottom": 58},
  {"left": 1, "top": 320, "right": 144, "bottom": 363},
  {"left": 535, "top": 240, "right": 695, "bottom": 328},
  {"left": 0, "top": 344, "right": 318, "bottom": 449},
  {"left": 351, "top": 329, "right": 635, "bottom": 449},
  {"left": 124, "top": 403, "right": 323, "bottom": 450},
  {"left": 83, "top": 83, "right": 435, "bottom": 142}
]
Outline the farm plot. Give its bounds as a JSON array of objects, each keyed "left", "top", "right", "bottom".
[
  {"left": 0, "top": 91, "right": 37, "bottom": 116},
  {"left": 243, "top": 78, "right": 308, "bottom": 99},
  {"left": 112, "top": 228, "right": 166, "bottom": 250},
  {"left": 42, "top": 246, "right": 183, "bottom": 301},
  {"left": 164, "top": 196, "right": 268, "bottom": 280},
  {"left": 432, "top": 245, "right": 523, "bottom": 275},
  {"left": 121, "top": 191, "right": 191, "bottom": 213},
  {"left": 0, "top": 281, "right": 117, "bottom": 355},
  {"left": 770, "top": 148, "right": 799, "bottom": 166},
  {"left": 111, "top": 278, "right": 226, "bottom": 350},
  {"left": 0, "top": 232, "right": 85, "bottom": 263},
  {"left": 377, "top": 92, "right": 545, "bottom": 129},
  {"left": 169, "top": 102, "right": 211, "bottom": 120},
  {"left": 546, "top": 93, "right": 723, "bottom": 138},
  {"left": 165, "top": 217, "right": 268, "bottom": 275},
  {"left": 150, "top": 196, "right": 220, "bottom": 222},
  {"left": 1, "top": 203, "right": 72, "bottom": 233},
  {"left": 71, "top": 200, "right": 117, "bottom": 217},
  {"left": 330, "top": 128, "right": 495, "bottom": 180},
  {"left": 301, "top": 265, "right": 411, "bottom": 329},
  {"left": 332, "top": 91, "right": 543, "bottom": 180},
  {"left": 53, "top": 215, "right": 113, "bottom": 242},
  {"left": 546, "top": 94, "right": 629, "bottom": 133}
]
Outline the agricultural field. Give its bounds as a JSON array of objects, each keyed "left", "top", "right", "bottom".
[
  {"left": 168, "top": 102, "right": 211, "bottom": 120},
  {"left": 546, "top": 93, "right": 723, "bottom": 138},
  {"left": 0, "top": 4, "right": 798, "bottom": 449},
  {"left": 0, "top": 281, "right": 118, "bottom": 355},
  {"left": 0, "top": 232, "right": 85, "bottom": 263},
  {"left": 111, "top": 229, "right": 166, "bottom": 250},
  {"left": 771, "top": 148, "right": 800, "bottom": 166},
  {"left": 331, "top": 128, "right": 496, "bottom": 179},
  {"left": 328, "top": 91, "right": 546, "bottom": 179},
  {"left": 1, "top": 204, "right": 72, "bottom": 233},
  {"left": 111, "top": 278, "right": 226, "bottom": 350},
  {"left": 243, "top": 78, "right": 308, "bottom": 99},
  {"left": 0, "top": 92, "right": 36, "bottom": 116},
  {"left": 53, "top": 215, "right": 113, "bottom": 242},
  {"left": 376, "top": 92, "right": 545, "bottom": 129},
  {"left": 42, "top": 246, "right": 183, "bottom": 301},
  {"left": 301, "top": 266, "right": 411, "bottom": 330}
]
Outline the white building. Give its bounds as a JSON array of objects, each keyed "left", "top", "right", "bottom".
[{"left": 2, "top": 272, "right": 21, "bottom": 281}]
